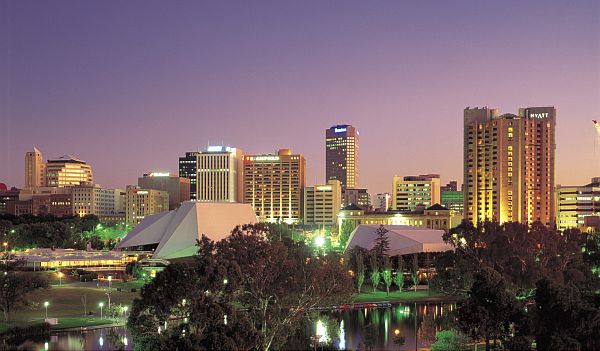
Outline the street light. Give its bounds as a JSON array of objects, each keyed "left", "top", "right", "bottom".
[
  {"left": 44, "top": 301, "right": 49, "bottom": 319},
  {"left": 58, "top": 272, "right": 64, "bottom": 286},
  {"left": 123, "top": 306, "right": 128, "bottom": 319},
  {"left": 107, "top": 275, "right": 112, "bottom": 289},
  {"left": 2, "top": 242, "right": 7, "bottom": 252},
  {"left": 99, "top": 302, "right": 104, "bottom": 319}
]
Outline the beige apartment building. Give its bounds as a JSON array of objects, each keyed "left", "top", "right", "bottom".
[
  {"left": 303, "top": 180, "right": 342, "bottom": 226},
  {"left": 24, "top": 147, "right": 46, "bottom": 189},
  {"left": 392, "top": 174, "right": 441, "bottom": 211},
  {"left": 243, "top": 149, "right": 306, "bottom": 224},
  {"left": 45, "top": 155, "right": 93, "bottom": 187},
  {"left": 125, "top": 186, "right": 169, "bottom": 226},
  {"left": 464, "top": 106, "right": 556, "bottom": 226}
]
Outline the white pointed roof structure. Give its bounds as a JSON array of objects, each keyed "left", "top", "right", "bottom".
[
  {"left": 345, "top": 225, "right": 453, "bottom": 255},
  {"left": 116, "top": 202, "right": 258, "bottom": 259}
]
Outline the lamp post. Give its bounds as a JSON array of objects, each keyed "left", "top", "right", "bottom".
[
  {"left": 2, "top": 242, "right": 7, "bottom": 252},
  {"left": 107, "top": 275, "right": 112, "bottom": 289},
  {"left": 44, "top": 301, "right": 49, "bottom": 319},
  {"left": 123, "top": 306, "right": 128, "bottom": 320},
  {"left": 99, "top": 302, "right": 104, "bottom": 319},
  {"left": 58, "top": 272, "right": 64, "bottom": 286}
]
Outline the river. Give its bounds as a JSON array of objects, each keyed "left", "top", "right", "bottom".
[{"left": 15, "top": 302, "right": 456, "bottom": 350}]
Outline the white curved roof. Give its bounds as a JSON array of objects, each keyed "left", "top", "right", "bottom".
[
  {"left": 345, "top": 225, "right": 453, "bottom": 255},
  {"left": 116, "top": 202, "right": 258, "bottom": 259}
]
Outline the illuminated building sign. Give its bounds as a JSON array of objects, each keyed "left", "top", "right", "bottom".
[
  {"left": 252, "top": 156, "right": 280, "bottom": 162},
  {"left": 334, "top": 128, "right": 347, "bottom": 133},
  {"left": 135, "top": 191, "right": 148, "bottom": 195},
  {"left": 530, "top": 112, "right": 549, "bottom": 119},
  {"left": 206, "top": 146, "right": 233, "bottom": 152},
  {"left": 148, "top": 172, "right": 170, "bottom": 177},
  {"left": 316, "top": 186, "right": 332, "bottom": 191}
]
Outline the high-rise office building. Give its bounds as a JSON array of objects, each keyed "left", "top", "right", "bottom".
[
  {"left": 303, "top": 180, "right": 342, "bottom": 226},
  {"left": 392, "top": 174, "right": 441, "bottom": 211},
  {"left": 196, "top": 146, "right": 243, "bottom": 202},
  {"left": 464, "top": 106, "right": 556, "bottom": 226},
  {"left": 24, "top": 147, "right": 46, "bottom": 189},
  {"left": 45, "top": 155, "right": 93, "bottom": 187},
  {"left": 179, "top": 151, "right": 199, "bottom": 200},
  {"left": 138, "top": 172, "right": 190, "bottom": 210},
  {"left": 556, "top": 177, "right": 600, "bottom": 231},
  {"left": 243, "top": 149, "right": 306, "bottom": 224},
  {"left": 125, "top": 186, "right": 169, "bottom": 226},
  {"left": 326, "top": 125, "right": 359, "bottom": 191}
]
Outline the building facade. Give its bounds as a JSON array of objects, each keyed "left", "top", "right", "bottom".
[
  {"left": 45, "top": 155, "right": 93, "bottom": 187},
  {"left": 556, "top": 178, "right": 600, "bottom": 231},
  {"left": 464, "top": 106, "right": 556, "bottom": 226},
  {"left": 326, "top": 125, "right": 359, "bottom": 191},
  {"left": 243, "top": 149, "right": 306, "bottom": 224},
  {"left": 138, "top": 173, "right": 190, "bottom": 210},
  {"left": 179, "top": 151, "right": 199, "bottom": 200},
  {"left": 342, "top": 188, "right": 371, "bottom": 209},
  {"left": 392, "top": 174, "right": 441, "bottom": 211},
  {"left": 196, "top": 146, "right": 243, "bottom": 202},
  {"left": 125, "top": 186, "right": 169, "bottom": 226},
  {"left": 338, "top": 203, "right": 453, "bottom": 232},
  {"left": 72, "top": 185, "right": 125, "bottom": 218},
  {"left": 303, "top": 180, "right": 342, "bottom": 226},
  {"left": 440, "top": 181, "right": 464, "bottom": 215},
  {"left": 24, "top": 147, "right": 46, "bottom": 189},
  {"left": 375, "top": 193, "right": 392, "bottom": 212}
]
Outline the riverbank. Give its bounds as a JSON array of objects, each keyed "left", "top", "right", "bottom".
[
  {"left": 351, "top": 290, "right": 458, "bottom": 303},
  {"left": 1, "top": 284, "right": 138, "bottom": 333}
]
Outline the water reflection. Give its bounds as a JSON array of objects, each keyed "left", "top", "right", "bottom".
[
  {"left": 317, "top": 302, "right": 456, "bottom": 350},
  {"left": 12, "top": 303, "right": 454, "bottom": 350}
]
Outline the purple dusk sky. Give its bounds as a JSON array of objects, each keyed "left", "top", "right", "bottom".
[{"left": 1, "top": 0, "right": 599, "bottom": 195}]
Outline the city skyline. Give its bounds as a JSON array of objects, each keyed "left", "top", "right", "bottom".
[{"left": 2, "top": 1, "right": 600, "bottom": 196}]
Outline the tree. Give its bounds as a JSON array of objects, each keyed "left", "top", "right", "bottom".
[
  {"left": 372, "top": 225, "right": 390, "bottom": 260},
  {"left": 128, "top": 223, "right": 353, "bottom": 351},
  {"left": 410, "top": 254, "right": 419, "bottom": 291},
  {"left": 369, "top": 254, "right": 381, "bottom": 292},
  {"left": 0, "top": 254, "right": 48, "bottom": 321},
  {"left": 457, "top": 268, "right": 518, "bottom": 351},
  {"left": 431, "top": 329, "right": 467, "bottom": 351},
  {"left": 355, "top": 251, "right": 365, "bottom": 294},
  {"left": 382, "top": 256, "right": 392, "bottom": 296},
  {"left": 394, "top": 256, "right": 404, "bottom": 292},
  {"left": 339, "top": 220, "right": 356, "bottom": 247}
]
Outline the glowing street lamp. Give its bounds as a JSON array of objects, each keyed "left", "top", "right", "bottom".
[
  {"left": 58, "top": 272, "right": 64, "bottom": 286},
  {"left": 314, "top": 236, "right": 325, "bottom": 248},
  {"left": 107, "top": 275, "right": 112, "bottom": 289},
  {"left": 43, "top": 301, "right": 49, "bottom": 319},
  {"left": 2, "top": 242, "right": 7, "bottom": 251},
  {"left": 99, "top": 302, "right": 104, "bottom": 319},
  {"left": 123, "top": 306, "right": 128, "bottom": 319}
]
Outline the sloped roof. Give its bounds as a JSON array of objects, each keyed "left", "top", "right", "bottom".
[
  {"left": 345, "top": 224, "right": 453, "bottom": 256},
  {"left": 116, "top": 202, "right": 258, "bottom": 259},
  {"left": 48, "top": 154, "right": 86, "bottom": 163},
  {"left": 342, "top": 204, "right": 363, "bottom": 211}
]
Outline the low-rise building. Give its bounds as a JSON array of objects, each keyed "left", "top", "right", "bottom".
[
  {"left": 343, "top": 188, "right": 371, "bottom": 210},
  {"left": 392, "top": 174, "right": 441, "bottom": 211},
  {"left": 338, "top": 203, "right": 454, "bottom": 233},
  {"left": 303, "top": 180, "right": 342, "bottom": 226},
  {"left": 138, "top": 172, "right": 190, "bottom": 210},
  {"left": 125, "top": 186, "right": 169, "bottom": 226},
  {"left": 374, "top": 193, "right": 391, "bottom": 212},
  {"left": 556, "top": 177, "right": 600, "bottom": 231}
]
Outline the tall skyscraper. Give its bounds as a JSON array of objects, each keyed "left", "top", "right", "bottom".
[
  {"left": 243, "top": 149, "right": 306, "bottom": 224},
  {"left": 24, "top": 147, "right": 46, "bottom": 189},
  {"left": 326, "top": 124, "right": 359, "bottom": 191},
  {"left": 392, "top": 174, "right": 441, "bottom": 211},
  {"left": 464, "top": 106, "right": 556, "bottom": 226},
  {"left": 45, "top": 154, "right": 93, "bottom": 187},
  {"left": 138, "top": 172, "right": 190, "bottom": 210},
  {"left": 197, "top": 146, "right": 243, "bottom": 203},
  {"left": 179, "top": 151, "right": 199, "bottom": 200}
]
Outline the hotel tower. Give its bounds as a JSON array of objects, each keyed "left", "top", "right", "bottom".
[
  {"left": 326, "top": 125, "right": 359, "bottom": 191},
  {"left": 464, "top": 106, "right": 556, "bottom": 226}
]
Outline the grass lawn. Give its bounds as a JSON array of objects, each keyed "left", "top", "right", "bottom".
[
  {"left": 111, "top": 279, "right": 146, "bottom": 290},
  {"left": 352, "top": 289, "right": 456, "bottom": 303},
  {"left": 8, "top": 286, "right": 138, "bottom": 326}
]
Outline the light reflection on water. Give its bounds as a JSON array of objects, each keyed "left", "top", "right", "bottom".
[{"left": 16, "top": 303, "right": 454, "bottom": 350}]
